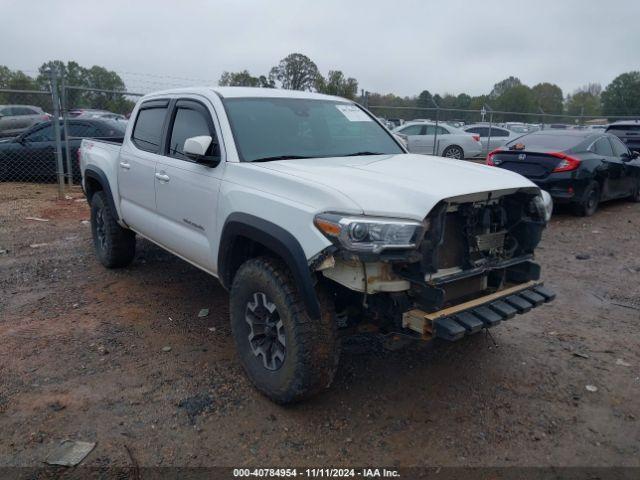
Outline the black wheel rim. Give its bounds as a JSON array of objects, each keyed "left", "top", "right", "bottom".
[
  {"left": 95, "top": 208, "right": 107, "bottom": 251},
  {"left": 245, "top": 292, "right": 286, "bottom": 371}
]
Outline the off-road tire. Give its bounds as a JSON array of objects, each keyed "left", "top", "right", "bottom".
[
  {"left": 90, "top": 191, "right": 136, "bottom": 268},
  {"left": 574, "top": 182, "right": 600, "bottom": 217},
  {"left": 230, "top": 256, "right": 340, "bottom": 404},
  {"left": 442, "top": 145, "right": 464, "bottom": 159}
]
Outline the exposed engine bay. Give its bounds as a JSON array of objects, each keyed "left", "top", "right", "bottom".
[{"left": 318, "top": 189, "right": 553, "bottom": 339}]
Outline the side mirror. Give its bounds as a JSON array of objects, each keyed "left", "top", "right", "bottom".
[
  {"left": 183, "top": 135, "right": 220, "bottom": 167},
  {"left": 632, "top": 151, "right": 640, "bottom": 159}
]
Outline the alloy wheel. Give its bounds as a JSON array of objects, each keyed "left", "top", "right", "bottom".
[{"left": 245, "top": 292, "right": 286, "bottom": 371}]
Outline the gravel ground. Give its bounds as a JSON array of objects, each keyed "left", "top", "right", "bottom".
[{"left": 0, "top": 183, "right": 639, "bottom": 469}]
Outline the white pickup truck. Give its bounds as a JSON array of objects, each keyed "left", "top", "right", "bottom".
[{"left": 80, "top": 87, "right": 555, "bottom": 403}]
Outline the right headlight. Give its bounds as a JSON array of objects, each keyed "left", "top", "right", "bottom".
[
  {"left": 531, "top": 190, "right": 553, "bottom": 222},
  {"left": 314, "top": 213, "right": 426, "bottom": 254}
]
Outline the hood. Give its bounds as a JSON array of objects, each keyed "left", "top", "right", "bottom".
[{"left": 254, "top": 153, "right": 538, "bottom": 220}]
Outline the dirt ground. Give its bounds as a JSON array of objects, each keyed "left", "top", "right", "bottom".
[{"left": 0, "top": 182, "right": 639, "bottom": 470}]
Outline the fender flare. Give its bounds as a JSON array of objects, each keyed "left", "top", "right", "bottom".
[
  {"left": 84, "top": 166, "right": 120, "bottom": 222},
  {"left": 218, "top": 213, "right": 321, "bottom": 320}
]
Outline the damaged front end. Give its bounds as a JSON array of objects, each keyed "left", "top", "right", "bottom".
[{"left": 314, "top": 188, "right": 555, "bottom": 341}]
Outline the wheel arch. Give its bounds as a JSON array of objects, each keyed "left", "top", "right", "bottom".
[
  {"left": 443, "top": 144, "right": 464, "bottom": 158},
  {"left": 83, "top": 167, "right": 120, "bottom": 222},
  {"left": 218, "top": 213, "right": 321, "bottom": 320}
]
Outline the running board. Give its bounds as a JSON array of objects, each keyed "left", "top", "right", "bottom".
[{"left": 402, "top": 281, "right": 555, "bottom": 341}]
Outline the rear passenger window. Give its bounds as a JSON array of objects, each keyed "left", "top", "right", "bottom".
[
  {"left": 491, "top": 128, "right": 510, "bottom": 137},
  {"left": 168, "top": 106, "right": 213, "bottom": 160},
  {"left": 610, "top": 136, "right": 630, "bottom": 158},
  {"left": 592, "top": 138, "right": 613, "bottom": 156},
  {"left": 131, "top": 104, "right": 168, "bottom": 153}
]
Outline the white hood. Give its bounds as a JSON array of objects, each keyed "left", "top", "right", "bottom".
[{"left": 254, "top": 153, "right": 538, "bottom": 220}]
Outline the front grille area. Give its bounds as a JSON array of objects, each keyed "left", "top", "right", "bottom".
[{"left": 434, "top": 203, "right": 512, "bottom": 272}]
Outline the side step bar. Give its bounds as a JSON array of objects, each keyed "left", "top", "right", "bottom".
[{"left": 402, "top": 281, "right": 555, "bottom": 341}]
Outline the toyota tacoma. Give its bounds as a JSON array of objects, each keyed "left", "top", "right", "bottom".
[{"left": 79, "top": 87, "right": 555, "bottom": 403}]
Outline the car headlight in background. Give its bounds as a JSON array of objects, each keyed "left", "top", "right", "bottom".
[
  {"left": 314, "top": 213, "right": 426, "bottom": 253},
  {"left": 531, "top": 190, "right": 553, "bottom": 222}
]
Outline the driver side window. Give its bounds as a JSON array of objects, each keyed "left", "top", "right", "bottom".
[
  {"left": 25, "top": 124, "right": 54, "bottom": 142},
  {"left": 167, "top": 101, "right": 218, "bottom": 161}
]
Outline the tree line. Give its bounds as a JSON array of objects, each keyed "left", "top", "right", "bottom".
[
  {"left": 220, "top": 53, "right": 640, "bottom": 122},
  {"left": 2, "top": 54, "right": 639, "bottom": 122},
  {"left": 0, "top": 61, "right": 135, "bottom": 114},
  {"left": 218, "top": 53, "right": 359, "bottom": 100}
]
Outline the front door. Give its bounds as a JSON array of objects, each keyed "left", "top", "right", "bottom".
[
  {"left": 154, "top": 98, "right": 223, "bottom": 271},
  {"left": 118, "top": 99, "right": 169, "bottom": 239}
]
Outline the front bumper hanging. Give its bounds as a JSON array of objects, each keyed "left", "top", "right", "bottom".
[{"left": 402, "top": 281, "right": 555, "bottom": 341}]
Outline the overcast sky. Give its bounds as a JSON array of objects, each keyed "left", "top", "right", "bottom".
[{"left": 3, "top": 0, "right": 639, "bottom": 97}]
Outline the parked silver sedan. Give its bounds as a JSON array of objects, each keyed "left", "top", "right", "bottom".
[
  {"left": 393, "top": 121, "right": 483, "bottom": 159},
  {"left": 462, "top": 124, "right": 520, "bottom": 155},
  {"left": 0, "top": 105, "right": 50, "bottom": 138}
]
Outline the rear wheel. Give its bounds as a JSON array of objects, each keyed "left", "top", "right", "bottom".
[
  {"left": 229, "top": 257, "right": 340, "bottom": 404},
  {"left": 442, "top": 145, "right": 464, "bottom": 159},
  {"left": 90, "top": 191, "right": 136, "bottom": 268},
  {"left": 574, "top": 182, "right": 600, "bottom": 217}
]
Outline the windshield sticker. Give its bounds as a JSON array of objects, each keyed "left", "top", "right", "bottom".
[{"left": 335, "top": 105, "right": 372, "bottom": 122}]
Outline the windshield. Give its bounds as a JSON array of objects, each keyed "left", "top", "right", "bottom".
[{"left": 223, "top": 97, "right": 404, "bottom": 162}]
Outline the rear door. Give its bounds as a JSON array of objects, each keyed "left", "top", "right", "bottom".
[
  {"left": 118, "top": 99, "right": 169, "bottom": 239},
  {"left": 154, "top": 97, "right": 224, "bottom": 270},
  {"left": 398, "top": 124, "right": 426, "bottom": 153},
  {"left": 486, "top": 127, "right": 511, "bottom": 152},
  {"left": 590, "top": 136, "right": 622, "bottom": 200},
  {"left": 609, "top": 135, "right": 636, "bottom": 197}
]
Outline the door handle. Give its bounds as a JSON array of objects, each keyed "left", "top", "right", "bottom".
[
  {"left": 155, "top": 172, "right": 170, "bottom": 182},
  {"left": 119, "top": 161, "right": 131, "bottom": 170}
]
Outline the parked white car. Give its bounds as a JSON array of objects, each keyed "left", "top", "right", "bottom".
[
  {"left": 462, "top": 124, "right": 521, "bottom": 155},
  {"left": 79, "top": 87, "right": 554, "bottom": 403},
  {"left": 393, "top": 121, "right": 483, "bottom": 159}
]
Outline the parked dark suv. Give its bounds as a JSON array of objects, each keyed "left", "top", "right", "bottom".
[{"left": 606, "top": 120, "right": 640, "bottom": 154}]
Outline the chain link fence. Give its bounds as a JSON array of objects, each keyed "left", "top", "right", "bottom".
[
  {"left": 0, "top": 87, "right": 64, "bottom": 189},
  {"left": 3, "top": 70, "right": 640, "bottom": 196},
  {"left": 0, "top": 73, "right": 144, "bottom": 198},
  {"left": 367, "top": 103, "right": 640, "bottom": 159}
]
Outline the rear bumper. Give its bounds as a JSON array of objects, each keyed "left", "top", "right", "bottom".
[
  {"left": 528, "top": 174, "right": 591, "bottom": 204},
  {"left": 402, "top": 281, "right": 555, "bottom": 341}
]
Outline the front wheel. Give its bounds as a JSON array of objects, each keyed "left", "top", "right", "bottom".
[
  {"left": 442, "top": 145, "right": 464, "bottom": 159},
  {"left": 229, "top": 257, "right": 340, "bottom": 404}
]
